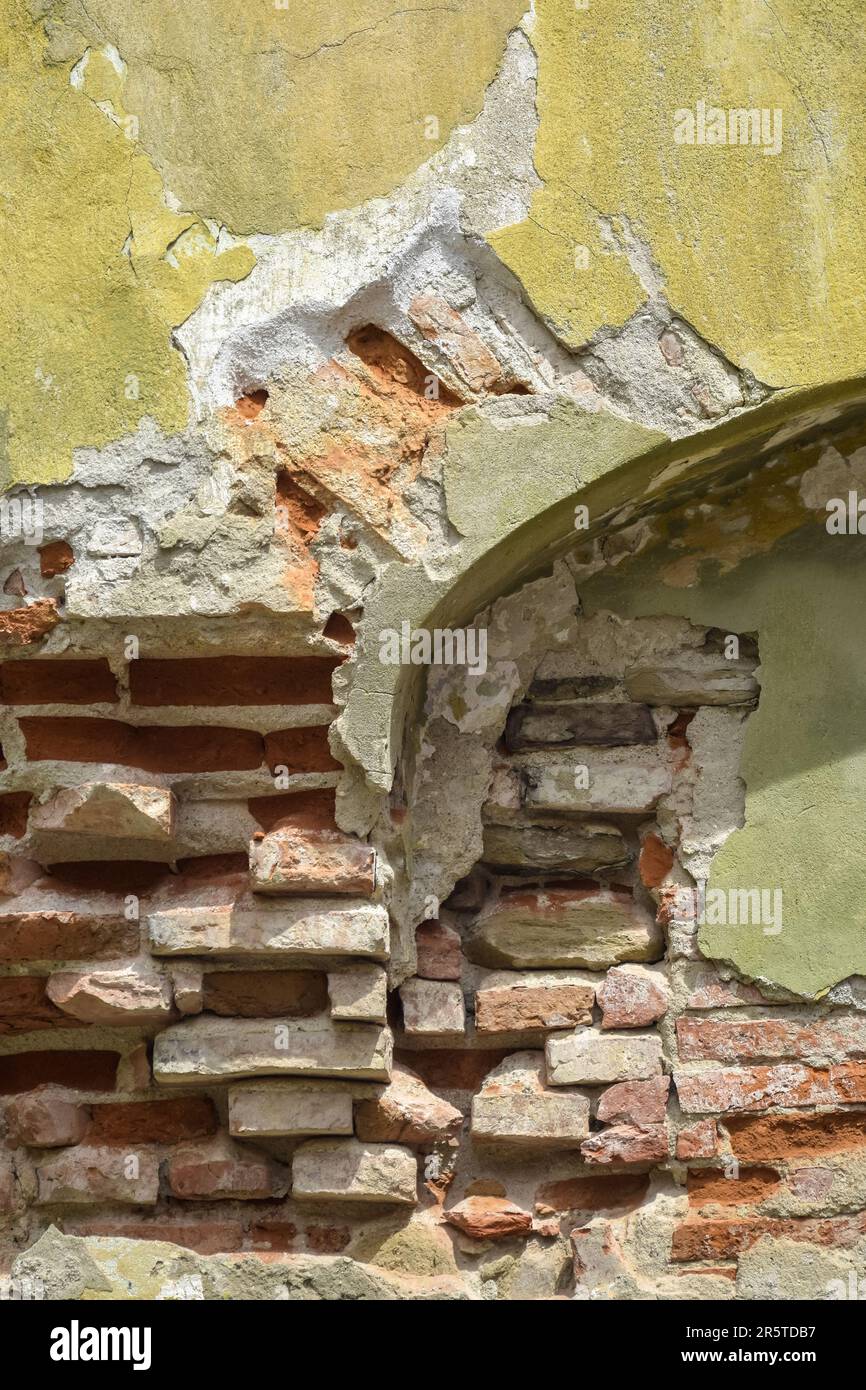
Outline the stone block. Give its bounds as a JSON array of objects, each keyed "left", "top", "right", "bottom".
[
  {"left": 546, "top": 1029, "right": 663, "bottom": 1086},
  {"left": 292, "top": 1138, "right": 417, "bottom": 1205},
  {"left": 152, "top": 1013, "right": 392, "bottom": 1084}
]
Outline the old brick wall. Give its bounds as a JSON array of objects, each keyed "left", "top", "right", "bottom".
[{"left": 2, "top": 570, "right": 863, "bottom": 1302}]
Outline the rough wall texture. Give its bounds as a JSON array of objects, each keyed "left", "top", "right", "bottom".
[{"left": 2, "top": 0, "right": 866, "bottom": 1301}]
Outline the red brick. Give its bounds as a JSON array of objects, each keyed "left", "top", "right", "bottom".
[
  {"left": 263, "top": 726, "right": 339, "bottom": 775},
  {"left": 86, "top": 1098, "right": 218, "bottom": 1146},
  {"left": 0, "top": 1051, "right": 119, "bottom": 1094},
  {"left": 0, "top": 911, "right": 137, "bottom": 962},
  {"left": 638, "top": 833, "right": 674, "bottom": 889},
  {"left": 581, "top": 1124, "right": 668, "bottom": 1165},
  {"left": 0, "top": 598, "right": 59, "bottom": 647},
  {"left": 130, "top": 656, "right": 340, "bottom": 706},
  {"left": 0, "top": 977, "right": 80, "bottom": 1033},
  {"left": 20, "top": 717, "right": 263, "bottom": 772},
  {"left": 671, "top": 1212, "right": 866, "bottom": 1262},
  {"left": 38, "top": 541, "right": 75, "bottom": 578},
  {"left": 166, "top": 1137, "right": 289, "bottom": 1200},
  {"left": 5, "top": 1089, "right": 88, "bottom": 1147},
  {"left": 727, "top": 1110, "right": 866, "bottom": 1162},
  {"left": 597, "top": 965, "right": 669, "bottom": 1028},
  {"left": 0, "top": 659, "right": 117, "bottom": 705},
  {"left": 0, "top": 793, "right": 31, "bottom": 838},
  {"left": 673, "top": 1062, "right": 852, "bottom": 1114},
  {"left": 687, "top": 1166, "right": 781, "bottom": 1208},
  {"left": 535, "top": 1174, "right": 649, "bottom": 1214},
  {"left": 596, "top": 1077, "right": 670, "bottom": 1126},
  {"left": 676, "top": 1015, "right": 866, "bottom": 1063},
  {"left": 676, "top": 1119, "right": 718, "bottom": 1159},
  {"left": 201, "top": 970, "right": 328, "bottom": 1017},
  {"left": 444, "top": 1195, "right": 532, "bottom": 1241},
  {"left": 415, "top": 920, "right": 462, "bottom": 981}
]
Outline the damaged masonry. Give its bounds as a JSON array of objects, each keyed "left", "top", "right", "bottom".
[{"left": 2, "top": 0, "right": 866, "bottom": 1314}]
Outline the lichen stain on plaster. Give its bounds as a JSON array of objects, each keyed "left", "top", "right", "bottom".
[
  {"left": 41, "top": 0, "right": 526, "bottom": 234},
  {"left": 1, "top": 4, "right": 255, "bottom": 486},
  {"left": 490, "top": 0, "right": 866, "bottom": 388}
]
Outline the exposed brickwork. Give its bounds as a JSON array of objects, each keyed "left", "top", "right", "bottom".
[{"left": 0, "top": 619, "right": 858, "bottom": 1302}]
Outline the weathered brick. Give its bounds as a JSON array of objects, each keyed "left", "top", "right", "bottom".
[
  {"left": 505, "top": 701, "right": 656, "bottom": 751},
  {"left": 687, "top": 1167, "right": 781, "bottom": 1207},
  {"left": 86, "top": 1098, "right": 218, "bottom": 1146},
  {"left": 263, "top": 727, "right": 339, "bottom": 775},
  {"left": 171, "top": 964, "right": 203, "bottom": 1015},
  {"left": 415, "top": 920, "right": 462, "bottom": 980},
  {"left": 400, "top": 978, "right": 465, "bottom": 1038},
  {"left": 5, "top": 1089, "right": 88, "bottom": 1147},
  {"left": 46, "top": 966, "right": 173, "bottom": 1026},
  {"left": 467, "top": 885, "right": 663, "bottom": 970},
  {"left": 481, "top": 820, "right": 628, "bottom": 874},
  {"left": 581, "top": 1124, "right": 668, "bottom": 1165},
  {"left": 29, "top": 783, "right": 175, "bottom": 843},
  {"left": 444, "top": 1195, "right": 531, "bottom": 1240},
  {"left": 249, "top": 828, "right": 375, "bottom": 896},
  {"left": 535, "top": 1174, "right": 649, "bottom": 1214},
  {"left": 726, "top": 1110, "right": 866, "bottom": 1162},
  {"left": 0, "top": 905, "right": 137, "bottom": 962},
  {"left": 681, "top": 966, "right": 770, "bottom": 1010},
  {"left": 676, "top": 1013, "right": 866, "bottom": 1064},
  {"left": 598, "top": 963, "right": 670, "bottom": 1028},
  {"left": 153, "top": 1014, "right": 392, "bottom": 1084},
  {"left": 596, "top": 1076, "right": 670, "bottom": 1126},
  {"left": 202, "top": 969, "right": 328, "bottom": 1017},
  {"left": 36, "top": 1146, "right": 159, "bottom": 1206},
  {"left": 292, "top": 1138, "right": 417, "bottom": 1205},
  {"left": 475, "top": 972, "right": 595, "bottom": 1037},
  {"left": 328, "top": 963, "right": 387, "bottom": 1023},
  {"left": 149, "top": 898, "right": 389, "bottom": 961},
  {"left": 546, "top": 1029, "right": 663, "bottom": 1086},
  {"left": 670, "top": 1213, "right": 866, "bottom": 1263},
  {"left": 672, "top": 1062, "right": 866, "bottom": 1114},
  {"left": 167, "top": 1135, "right": 289, "bottom": 1200},
  {"left": 354, "top": 1063, "right": 462, "bottom": 1145},
  {"left": 37, "top": 540, "right": 75, "bottom": 578},
  {"left": 624, "top": 657, "right": 758, "bottom": 707},
  {"left": 228, "top": 1083, "right": 353, "bottom": 1138},
  {"left": 676, "top": 1119, "right": 718, "bottom": 1159},
  {"left": 518, "top": 755, "right": 672, "bottom": 815},
  {"left": 470, "top": 1051, "right": 590, "bottom": 1147},
  {"left": 638, "top": 833, "right": 674, "bottom": 889}
]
